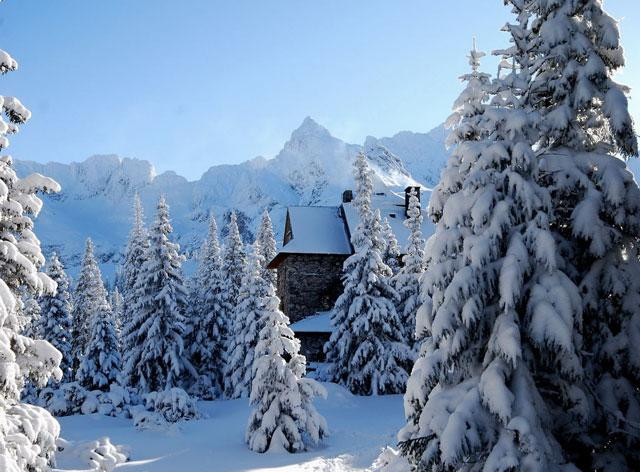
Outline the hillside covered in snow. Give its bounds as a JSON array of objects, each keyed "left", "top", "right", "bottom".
[{"left": 16, "top": 117, "right": 449, "bottom": 279}]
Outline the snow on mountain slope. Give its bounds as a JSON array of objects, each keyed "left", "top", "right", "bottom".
[{"left": 16, "top": 117, "right": 450, "bottom": 280}]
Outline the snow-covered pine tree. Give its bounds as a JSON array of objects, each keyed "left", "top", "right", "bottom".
[
  {"left": 76, "top": 292, "right": 120, "bottom": 391},
  {"left": 323, "top": 152, "right": 412, "bottom": 395},
  {"left": 122, "top": 196, "right": 191, "bottom": 392},
  {"left": 187, "top": 216, "right": 226, "bottom": 399},
  {"left": 121, "top": 194, "right": 148, "bottom": 337},
  {"left": 256, "top": 209, "right": 277, "bottom": 286},
  {"left": 37, "top": 253, "right": 73, "bottom": 383},
  {"left": 519, "top": 1, "right": 640, "bottom": 467},
  {"left": 398, "top": 37, "right": 585, "bottom": 469},
  {"left": 224, "top": 242, "right": 267, "bottom": 399},
  {"left": 381, "top": 217, "right": 401, "bottom": 274},
  {"left": 391, "top": 188, "right": 425, "bottom": 347},
  {"left": 0, "top": 42, "right": 63, "bottom": 469},
  {"left": 109, "top": 286, "right": 123, "bottom": 344},
  {"left": 19, "top": 292, "right": 41, "bottom": 337},
  {"left": 219, "top": 210, "right": 247, "bottom": 349},
  {"left": 246, "top": 277, "right": 327, "bottom": 453},
  {"left": 72, "top": 238, "right": 105, "bottom": 371}
]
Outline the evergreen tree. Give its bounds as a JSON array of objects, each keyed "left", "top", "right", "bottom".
[
  {"left": 391, "top": 188, "right": 425, "bottom": 346},
  {"left": 381, "top": 217, "right": 401, "bottom": 274},
  {"left": 187, "top": 216, "right": 225, "bottom": 399},
  {"left": 224, "top": 242, "right": 268, "bottom": 399},
  {"left": 0, "top": 43, "right": 63, "bottom": 469},
  {"left": 122, "top": 196, "right": 191, "bottom": 392},
  {"left": 246, "top": 278, "right": 327, "bottom": 453},
  {"left": 398, "top": 39, "right": 584, "bottom": 470},
  {"left": 19, "top": 292, "right": 41, "bottom": 337},
  {"left": 121, "top": 194, "right": 148, "bottom": 338},
  {"left": 72, "top": 239, "right": 105, "bottom": 371},
  {"left": 109, "top": 286, "right": 123, "bottom": 344},
  {"left": 256, "top": 209, "right": 277, "bottom": 286},
  {"left": 521, "top": 1, "right": 640, "bottom": 467},
  {"left": 324, "top": 152, "right": 412, "bottom": 395},
  {"left": 219, "top": 210, "right": 247, "bottom": 349},
  {"left": 37, "top": 253, "right": 73, "bottom": 383},
  {"left": 76, "top": 296, "right": 120, "bottom": 391}
]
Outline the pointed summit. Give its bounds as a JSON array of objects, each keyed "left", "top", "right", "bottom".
[{"left": 290, "top": 116, "right": 332, "bottom": 141}]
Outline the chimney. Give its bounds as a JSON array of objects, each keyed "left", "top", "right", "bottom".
[
  {"left": 342, "top": 190, "right": 353, "bottom": 203},
  {"left": 405, "top": 186, "right": 421, "bottom": 217}
]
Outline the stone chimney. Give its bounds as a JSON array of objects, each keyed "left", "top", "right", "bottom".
[
  {"left": 342, "top": 190, "right": 353, "bottom": 203},
  {"left": 404, "top": 186, "right": 421, "bottom": 217}
]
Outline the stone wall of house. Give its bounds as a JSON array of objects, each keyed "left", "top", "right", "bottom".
[{"left": 276, "top": 254, "right": 347, "bottom": 323}]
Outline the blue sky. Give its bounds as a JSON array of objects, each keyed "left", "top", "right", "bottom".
[{"left": 1, "top": 1, "right": 638, "bottom": 180}]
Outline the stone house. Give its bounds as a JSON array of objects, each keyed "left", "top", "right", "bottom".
[{"left": 267, "top": 186, "right": 433, "bottom": 362}]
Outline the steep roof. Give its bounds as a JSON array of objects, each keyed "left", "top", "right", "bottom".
[
  {"left": 268, "top": 188, "right": 435, "bottom": 268},
  {"left": 342, "top": 189, "right": 435, "bottom": 253},
  {"left": 267, "top": 206, "right": 351, "bottom": 268},
  {"left": 290, "top": 311, "right": 333, "bottom": 333}
]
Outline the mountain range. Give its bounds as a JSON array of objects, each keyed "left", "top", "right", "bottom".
[{"left": 15, "top": 117, "right": 451, "bottom": 280}]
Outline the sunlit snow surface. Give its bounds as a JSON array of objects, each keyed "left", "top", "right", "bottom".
[{"left": 54, "top": 383, "right": 403, "bottom": 472}]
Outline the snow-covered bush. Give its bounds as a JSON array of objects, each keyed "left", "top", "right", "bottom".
[
  {"left": 2, "top": 403, "right": 60, "bottom": 471},
  {"left": 130, "top": 388, "right": 197, "bottom": 430},
  {"left": 37, "top": 382, "right": 134, "bottom": 418},
  {"left": 57, "top": 437, "right": 129, "bottom": 472},
  {"left": 80, "top": 385, "right": 133, "bottom": 417},
  {"left": 38, "top": 382, "right": 88, "bottom": 416},
  {"left": 371, "top": 446, "right": 411, "bottom": 472}
]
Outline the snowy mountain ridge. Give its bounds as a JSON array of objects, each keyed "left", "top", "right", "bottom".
[{"left": 15, "top": 117, "right": 450, "bottom": 279}]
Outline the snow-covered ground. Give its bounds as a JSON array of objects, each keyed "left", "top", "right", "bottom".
[{"left": 54, "top": 383, "right": 403, "bottom": 472}]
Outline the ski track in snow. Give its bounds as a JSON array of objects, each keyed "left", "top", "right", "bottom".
[{"left": 54, "top": 383, "right": 403, "bottom": 472}]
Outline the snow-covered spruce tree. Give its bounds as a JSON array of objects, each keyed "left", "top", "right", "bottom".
[
  {"left": 397, "top": 38, "right": 585, "bottom": 469},
  {"left": 72, "top": 238, "right": 105, "bottom": 371},
  {"left": 519, "top": 1, "right": 640, "bottom": 467},
  {"left": 391, "top": 188, "right": 425, "bottom": 347},
  {"left": 122, "top": 196, "right": 192, "bottom": 392},
  {"left": 76, "top": 294, "right": 120, "bottom": 391},
  {"left": 19, "top": 292, "right": 41, "bottom": 337},
  {"left": 324, "top": 152, "right": 412, "bottom": 395},
  {"left": 121, "top": 193, "right": 148, "bottom": 338},
  {"left": 224, "top": 242, "right": 267, "bottom": 399},
  {"left": 37, "top": 253, "right": 73, "bottom": 383},
  {"left": 0, "top": 44, "right": 63, "bottom": 470},
  {"left": 256, "top": 209, "right": 277, "bottom": 286},
  {"left": 187, "top": 216, "right": 225, "bottom": 399},
  {"left": 219, "top": 211, "right": 247, "bottom": 349},
  {"left": 381, "top": 217, "right": 401, "bottom": 274},
  {"left": 246, "top": 279, "right": 327, "bottom": 453},
  {"left": 109, "top": 286, "right": 123, "bottom": 345}
]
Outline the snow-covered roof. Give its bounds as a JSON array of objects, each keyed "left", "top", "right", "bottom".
[
  {"left": 342, "top": 189, "right": 435, "bottom": 253},
  {"left": 280, "top": 206, "right": 352, "bottom": 255},
  {"left": 268, "top": 188, "right": 436, "bottom": 267},
  {"left": 290, "top": 311, "right": 333, "bottom": 333}
]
